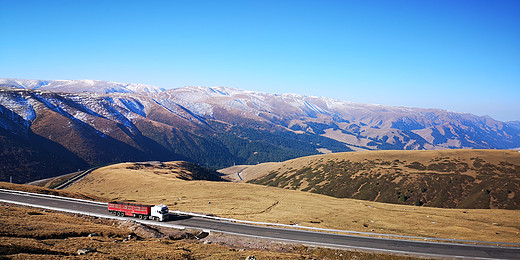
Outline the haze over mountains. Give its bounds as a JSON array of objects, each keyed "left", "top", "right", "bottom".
[{"left": 1, "top": 78, "right": 519, "bottom": 183}]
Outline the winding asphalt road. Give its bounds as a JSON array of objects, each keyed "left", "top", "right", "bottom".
[{"left": 1, "top": 189, "right": 519, "bottom": 259}]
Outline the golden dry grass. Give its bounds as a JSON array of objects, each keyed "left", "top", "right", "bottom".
[
  {"left": 0, "top": 182, "right": 109, "bottom": 202},
  {"left": 40, "top": 172, "right": 78, "bottom": 188},
  {"left": 66, "top": 161, "right": 520, "bottom": 243},
  {"left": 1, "top": 203, "right": 414, "bottom": 259}
]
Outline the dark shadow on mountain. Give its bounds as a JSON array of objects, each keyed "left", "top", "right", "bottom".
[
  {"left": 115, "top": 122, "right": 189, "bottom": 162},
  {"left": 0, "top": 127, "right": 89, "bottom": 184}
]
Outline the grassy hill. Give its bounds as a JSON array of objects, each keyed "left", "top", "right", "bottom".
[
  {"left": 30, "top": 161, "right": 225, "bottom": 190},
  {"left": 121, "top": 161, "right": 226, "bottom": 181},
  {"left": 221, "top": 149, "right": 520, "bottom": 209},
  {"left": 64, "top": 161, "right": 520, "bottom": 243}
]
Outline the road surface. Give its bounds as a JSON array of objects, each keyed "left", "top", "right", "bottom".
[{"left": 1, "top": 189, "right": 518, "bottom": 259}]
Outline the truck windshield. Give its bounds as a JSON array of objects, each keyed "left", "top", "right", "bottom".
[{"left": 159, "top": 207, "right": 168, "bottom": 214}]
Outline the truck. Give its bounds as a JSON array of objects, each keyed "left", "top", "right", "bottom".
[{"left": 108, "top": 201, "right": 169, "bottom": 221}]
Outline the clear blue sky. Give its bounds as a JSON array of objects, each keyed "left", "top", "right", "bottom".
[{"left": 1, "top": 0, "right": 519, "bottom": 121}]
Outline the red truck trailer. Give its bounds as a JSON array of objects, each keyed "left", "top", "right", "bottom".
[{"left": 108, "top": 201, "right": 169, "bottom": 221}]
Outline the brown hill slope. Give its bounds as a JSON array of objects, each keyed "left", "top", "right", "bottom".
[
  {"left": 77, "top": 161, "right": 225, "bottom": 186},
  {"left": 32, "top": 161, "right": 225, "bottom": 190},
  {"left": 121, "top": 161, "right": 226, "bottom": 181},
  {"left": 225, "top": 149, "right": 520, "bottom": 209}
]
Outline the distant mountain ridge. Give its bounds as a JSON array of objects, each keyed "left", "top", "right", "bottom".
[
  {"left": 0, "top": 78, "right": 165, "bottom": 94},
  {"left": 161, "top": 86, "right": 520, "bottom": 150},
  {"left": 0, "top": 78, "right": 519, "bottom": 183}
]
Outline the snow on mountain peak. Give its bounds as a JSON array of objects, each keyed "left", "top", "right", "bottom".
[
  {"left": 0, "top": 78, "right": 50, "bottom": 89},
  {"left": 124, "top": 83, "right": 165, "bottom": 94},
  {"left": 0, "top": 78, "right": 165, "bottom": 94}
]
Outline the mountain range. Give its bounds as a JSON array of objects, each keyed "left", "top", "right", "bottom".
[{"left": 1, "top": 78, "right": 519, "bottom": 183}]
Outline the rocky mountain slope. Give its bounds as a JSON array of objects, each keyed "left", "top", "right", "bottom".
[{"left": 1, "top": 78, "right": 519, "bottom": 183}]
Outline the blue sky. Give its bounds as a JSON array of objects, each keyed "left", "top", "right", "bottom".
[{"left": 1, "top": 1, "right": 519, "bottom": 121}]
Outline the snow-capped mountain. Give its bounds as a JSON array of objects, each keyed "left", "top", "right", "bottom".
[
  {"left": 159, "top": 86, "right": 519, "bottom": 151},
  {"left": 0, "top": 79, "right": 519, "bottom": 183},
  {"left": 0, "top": 78, "right": 165, "bottom": 94}
]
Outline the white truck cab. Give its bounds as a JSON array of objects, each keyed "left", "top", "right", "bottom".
[{"left": 151, "top": 204, "right": 169, "bottom": 221}]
